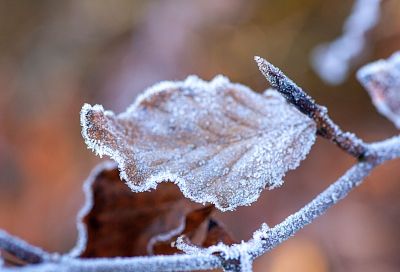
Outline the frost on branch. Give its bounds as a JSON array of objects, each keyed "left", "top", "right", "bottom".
[
  {"left": 357, "top": 51, "right": 400, "bottom": 128},
  {"left": 80, "top": 75, "right": 316, "bottom": 211}
]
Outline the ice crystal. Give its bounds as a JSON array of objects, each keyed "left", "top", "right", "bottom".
[
  {"left": 311, "top": 0, "right": 381, "bottom": 85},
  {"left": 176, "top": 223, "right": 270, "bottom": 272},
  {"left": 80, "top": 75, "right": 316, "bottom": 211},
  {"left": 357, "top": 51, "right": 400, "bottom": 128}
]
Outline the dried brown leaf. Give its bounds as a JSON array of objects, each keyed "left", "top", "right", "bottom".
[
  {"left": 150, "top": 205, "right": 214, "bottom": 255},
  {"left": 80, "top": 76, "right": 316, "bottom": 211},
  {"left": 202, "top": 219, "right": 236, "bottom": 248},
  {"left": 72, "top": 162, "right": 201, "bottom": 257}
]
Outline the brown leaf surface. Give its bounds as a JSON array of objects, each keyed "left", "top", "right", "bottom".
[
  {"left": 150, "top": 205, "right": 214, "bottom": 255},
  {"left": 80, "top": 76, "right": 316, "bottom": 211},
  {"left": 202, "top": 219, "right": 236, "bottom": 248},
  {"left": 357, "top": 52, "right": 400, "bottom": 129},
  {"left": 73, "top": 162, "right": 233, "bottom": 258},
  {"left": 75, "top": 162, "right": 198, "bottom": 257}
]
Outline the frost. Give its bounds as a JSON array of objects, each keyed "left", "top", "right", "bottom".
[
  {"left": 0, "top": 229, "right": 55, "bottom": 266},
  {"left": 68, "top": 161, "right": 117, "bottom": 257},
  {"left": 80, "top": 75, "right": 316, "bottom": 211},
  {"left": 176, "top": 223, "right": 270, "bottom": 272},
  {"left": 357, "top": 51, "right": 400, "bottom": 128},
  {"left": 311, "top": 0, "right": 381, "bottom": 85}
]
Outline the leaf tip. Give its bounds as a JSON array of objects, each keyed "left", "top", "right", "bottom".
[{"left": 80, "top": 103, "right": 113, "bottom": 157}]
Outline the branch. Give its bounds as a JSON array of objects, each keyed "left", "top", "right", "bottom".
[
  {"left": 255, "top": 56, "right": 368, "bottom": 159},
  {"left": 1, "top": 254, "right": 222, "bottom": 272},
  {"left": 0, "top": 230, "right": 54, "bottom": 264},
  {"left": 250, "top": 161, "right": 375, "bottom": 258}
]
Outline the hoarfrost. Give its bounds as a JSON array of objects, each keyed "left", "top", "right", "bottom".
[
  {"left": 68, "top": 161, "right": 117, "bottom": 257},
  {"left": 80, "top": 75, "right": 316, "bottom": 211},
  {"left": 311, "top": 0, "right": 381, "bottom": 85},
  {"left": 176, "top": 223, "right": 269, "bottom": 271},
  {"left": 357, "top": 51, "right": 400, "bottom": 128}
]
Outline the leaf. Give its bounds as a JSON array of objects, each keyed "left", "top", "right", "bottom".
[
  {"left": 72, "top": 162, "right": 200, "bottom": 257},
  {"left": 72, "top": 162, "right": 231, "bottom": 258},
  {"left": 357, "top": 52, "right": 400, "bottom": 128},
  {"left": 202, "top": 219, "right": 236, "bottom": 248},
  {"left": 150, "top": 205, "right": 214, "bottom": 255},
  {"left": 80, "top": 75, "right": 316, "bottom": 211}
]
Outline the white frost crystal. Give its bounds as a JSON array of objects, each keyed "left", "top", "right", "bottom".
[
  {"left": 357, "top": 52, "right": 400, "bottom": 128},
  {"left": 80, "top": 75, "right": 316, "bottom": 211}
]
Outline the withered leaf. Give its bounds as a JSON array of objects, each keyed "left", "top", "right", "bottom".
[
  {"left": 357, "top": 52, "right": 400, "bottom": 129},
  {"left": 80, "top": 75, "right": 316, "bottom": 211},
  {"left": 150, "top": 205, "right": 214, "bottom": 255},
  {"left": 72, "top": 162, "right": 201, "bottom": 257},
  {"left": 202, "top": 219, "right": 236, "bottom": 248},
  {"left": 72, "top": 162, "right": 231, "bottom": 258}
]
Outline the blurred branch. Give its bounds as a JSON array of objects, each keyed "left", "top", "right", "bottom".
[
  {"left": 310, "top": 0, "right": 382, "bottom": 85},
  {"left": 0, "top": 230, "right": 54, "bottom": 265}
]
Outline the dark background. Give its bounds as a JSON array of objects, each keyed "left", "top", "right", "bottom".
[{"left": 0, "top": 1, "right": 399, "bottom": 271}]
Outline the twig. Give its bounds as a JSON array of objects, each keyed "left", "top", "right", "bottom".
[
  {"left": 0, "top": 230, "right": 53, "bottom": 264},
  {"left": 250, "top": 161, "right": 375, "bottom": 258},
  {"left": 0, "top": 254, "right": 222, "bottom": 272},
  {"left": 255, "top": 56, "right": 368, "bottom": 159}
]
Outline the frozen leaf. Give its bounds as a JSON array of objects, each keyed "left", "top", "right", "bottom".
[
  {"left": 357, "top": 52, "right": 400, "bottom": 128},
  {"left": 80, "top": 75, "right": 316, "bottom": 211},
  {"left": 70, "top": 162, "right": 203, "bottom": 258}
]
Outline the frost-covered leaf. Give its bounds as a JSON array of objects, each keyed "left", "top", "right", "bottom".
[
  {"left": 71, "top": 162, "right": 201, "bottom": 257},
  {"left": 357, "top": 52, "right": 400, "bottom": 128},
  {"left": 80, "top": 75, "right": 316, "bottom": 211}
]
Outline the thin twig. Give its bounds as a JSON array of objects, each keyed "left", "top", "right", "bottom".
[
  {"left": 0, "top": 230, "right": 53, "bottom": 264},
  {"left": 0, "top": 254, "right": 222, "bottom": 272},
  {"left": 251, "top": 161, "right": 375, "bottom": 258},
  {"left": 255, "top": 56, "right": 368, "bottom": 159}
]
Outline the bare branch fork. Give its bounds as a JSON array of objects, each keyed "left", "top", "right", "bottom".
[{"left": 1, "top": 57, "right": 400, "bottom": 272}]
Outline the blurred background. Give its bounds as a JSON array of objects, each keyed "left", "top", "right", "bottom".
[{"left": 0, "top": 1, "right": 399, "bottom": 271}]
